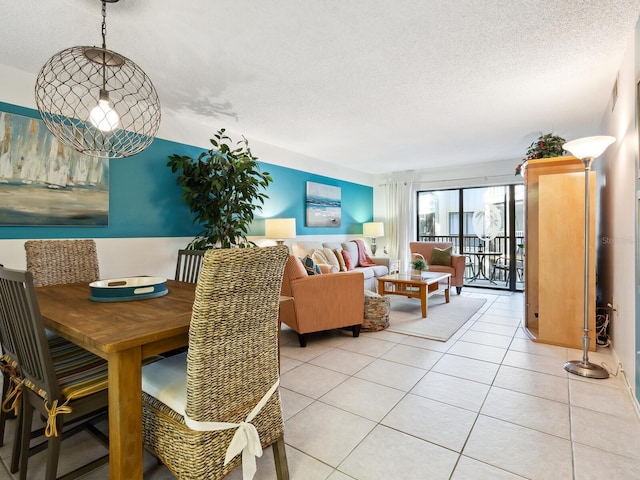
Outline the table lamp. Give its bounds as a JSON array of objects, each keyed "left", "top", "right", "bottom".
[
  {"left": 363, "top": 222, "right": 384, "bottom": 255},
  {"left": 562, "top": 135, "right": 615, "bottom": 379},
  {"left": 265, "top": 218, "right": 296, "bottom": 245}
]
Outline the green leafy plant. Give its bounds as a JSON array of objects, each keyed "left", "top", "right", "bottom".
[
  {"left": 515, "top": 133, "right": 567, "bottom": 175},
  {"left": 411, "top": 258, "right": 428, "bottom": 271},
  {"left": 168, "top": 129, "right": 272, "bottom": 249}
]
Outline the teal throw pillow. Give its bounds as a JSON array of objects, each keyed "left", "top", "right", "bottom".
[
  {"left": 302, "top": 255, "right": 322, "bottom": 275},
  {"left": 431, "top": 247, "right": 452, "bottom": 266}
]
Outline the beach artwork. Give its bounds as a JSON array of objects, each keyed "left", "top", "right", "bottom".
[
  {"left": 306, "top": 181, "right": 341, "bottom": 227},
  {"left": 0, "top": 111, "right": 109, "bottom": 226}
]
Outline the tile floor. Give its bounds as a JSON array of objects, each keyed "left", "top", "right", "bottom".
[{"left": 1, "top": 290, "right": 640, "bottom": 479}]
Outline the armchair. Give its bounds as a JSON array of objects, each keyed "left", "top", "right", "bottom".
[
  {"left": 280, "top": 255, "right": 364, "bottom": 347},
  {"left": 409, "top": 241, "right": 465, "bottom": 294}
]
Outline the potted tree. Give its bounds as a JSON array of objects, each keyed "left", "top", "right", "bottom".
[{"left": 168, "top": 129, "right": 272, "bottom": 249}]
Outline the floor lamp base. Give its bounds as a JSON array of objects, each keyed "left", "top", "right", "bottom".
[{"left": 564, "top": 360, "right": 609, "bottom": 379}]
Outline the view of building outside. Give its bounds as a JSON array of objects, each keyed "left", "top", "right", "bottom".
[{"left": 417, "top": 185, "right": 524, "bottom": 290}]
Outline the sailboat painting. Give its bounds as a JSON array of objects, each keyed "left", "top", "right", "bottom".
[{"left": 0, "top": 111, "right": 108, "bottom": 226}]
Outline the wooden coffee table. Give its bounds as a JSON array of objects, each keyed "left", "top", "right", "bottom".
[{"left": 378, "top": 272, "right": 451, "bottom": 318}]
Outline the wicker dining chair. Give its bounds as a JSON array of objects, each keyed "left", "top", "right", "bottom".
[
  {"left": 0, "top": 266, "right": 110, "bottom": 480},
  {"left": 175, "top": 249, "right": 206, "bottom": 283},
  {"left": 24, "top": 239, "right": 100, "bottom": 287},
  {"left": 142, "top": 246, "right": 290, "bottom": 480}
]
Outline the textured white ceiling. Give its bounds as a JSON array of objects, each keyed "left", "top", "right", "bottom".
[{"left": 1, "top": 0, "right": 639, "bottom": 174}]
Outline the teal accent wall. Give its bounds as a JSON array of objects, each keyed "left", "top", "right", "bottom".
[{"left": 0, "top": 102, "right": 372, "bottom": 239}]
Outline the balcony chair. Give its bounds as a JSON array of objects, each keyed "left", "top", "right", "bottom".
[
  {"left": 279, "top": 255, "right": 364, "bottom": 347},
  {"left": 175, "top": 249, "right": 206, "bottom": 283},
  {"left": 490, "top": 255, "right": 524, "bottom": 286},
  {"left": 0, "top": 266, "right": 110, "bottom": 480},
  {"left": 141, "top": 246, "right": 290, "bottom": 480}
]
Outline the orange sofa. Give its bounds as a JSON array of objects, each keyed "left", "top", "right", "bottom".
[
  {"left": 409, "top": 241, "right": 465, "bottom": 294},
  {"left": 279, "top": 255, "right": 364, "bottom": 347}
]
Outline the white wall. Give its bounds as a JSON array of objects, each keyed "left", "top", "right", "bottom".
[
  {"left": 599, "top": 21, "right": 639, "bottom": 401},
  {"left": 371, "top": 158, "right": 522, "bottom": 258},
  {"left": 0, "top": 234, "right": 368, "bottom": 282}
]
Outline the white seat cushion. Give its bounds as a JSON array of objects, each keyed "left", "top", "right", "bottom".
[{"left": 141, "top": 352, "right": 188, "bottom": 416}]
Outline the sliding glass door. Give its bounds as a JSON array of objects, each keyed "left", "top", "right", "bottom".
[{"left": 417, "top": 185, "right": 524, "bottom": 291}]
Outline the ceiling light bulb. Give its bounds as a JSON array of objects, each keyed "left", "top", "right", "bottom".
[{"left": 89, "top": 90, "right": 119, "bottom": 132}]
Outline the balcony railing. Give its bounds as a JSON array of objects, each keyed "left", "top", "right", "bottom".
[{"left": 416, "top": 234, "right": 524, "bottom": 290}]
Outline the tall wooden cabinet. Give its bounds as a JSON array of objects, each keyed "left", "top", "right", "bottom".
[{"left": 523, "top": 156, "right": 596, "bottom": 351}]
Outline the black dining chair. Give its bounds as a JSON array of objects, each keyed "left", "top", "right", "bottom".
[
  {"left": 175, "top": 249, "right": 206, "bottom": 283},
  {"left": 0, "top": 265, "right": 110, "bottom": 480}
]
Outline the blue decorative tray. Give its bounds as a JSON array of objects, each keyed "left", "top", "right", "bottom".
[{"left": 89, "top": 277, "right": 168, "bottom": 302}]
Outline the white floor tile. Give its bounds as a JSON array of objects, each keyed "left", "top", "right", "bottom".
[
  {"left": 411, "top": 371, "right": 490, "bottom": 412},
  {"left": 481, "top": 387, "right": 571, "bottom": 438},
  {"left": 431, "top": 353, "right": 500, "bottom": 385},
  {"left": 502, "top": 349, "right": 569, "bottom": 377},
  {"left": 382, "top": 394, "right": 477, "bottom": 452},
  {"left": 354, "top": 358, "right": 427, "bottom": 391},
  {"left": 280, "top": 387, "right": 314, "bottom": 421},
  {"left": 380, "top": 343, "right": 443, "bottom": 370},
  {"left": 309, "top": 348, "right": 376, "bottom": 376},
  {"left": 338, "top": 425, "right": 458, "bottom": 480},
  {"left": 493, "top": 365, "right": 569, "bottom": 403},
  {"left": 509, "top": 337, "right": 568, "bottom": 360},
  {"left": 284, "top": 402, "right": 375, "bottom": 467},
  {"left": 469, "top": 321, "right": 518, "bottom": 337},
  {"left": 320, "top": 376, "right": 404, "bottom": 422},
  {"left": 280, "top": 363, "right": 348, "bottom": 399},
  {"left": 570, "top": 405, "right": 640, "bottom": 459},
  {"left": 447, "top": 340, "right": 507, "bottom": 364},
  {"left": 572, "top": 442, "right": 640, "bottom": 480},
  {"left": 452, "top": 456, "right": 527, "bottom": 479},
  {"left": 464, "top": 415, "right": 573, "bottom": 479},
  {"left": 569, "top": 377, "right": 638, "bottom": 419},
  {"left": 337, "top": 336, "right": 397, "bottom": 357},
  {"left": 459, "top": 329, "right": 514, "bottom": 349}
]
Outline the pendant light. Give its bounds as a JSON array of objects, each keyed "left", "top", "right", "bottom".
[{"left": 35, "top": 0, "right": 161, "bottom": 159}]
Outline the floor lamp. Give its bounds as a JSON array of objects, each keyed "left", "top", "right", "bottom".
[{"left": 562, "top": 135, "right": 615, "bottom": 379}]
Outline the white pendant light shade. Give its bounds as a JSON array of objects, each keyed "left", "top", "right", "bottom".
[{"left": 563, "top": 136, "right": 615, "bottom": 160}]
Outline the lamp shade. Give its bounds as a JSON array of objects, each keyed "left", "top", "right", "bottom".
[
  {"left": 265, "top": 218, "right": 296, "bottom": 239},
  {"left": 563, "top": 136, "right": 615, "bottom": 160},
  {"left": 363, "top": 222, "right": 384, "bottom": 238}
]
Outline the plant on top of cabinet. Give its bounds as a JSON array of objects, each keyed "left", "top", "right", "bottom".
[
  {"left": 515, "top": 132, "right": 567, "bottom": 175},
  {"left": 168, "top": 128, "right": 272, "bottom": 249}
]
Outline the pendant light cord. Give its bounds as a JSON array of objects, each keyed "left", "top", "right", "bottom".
[{"left": 100, "top": 1, "right": 107, "bottom": 91}]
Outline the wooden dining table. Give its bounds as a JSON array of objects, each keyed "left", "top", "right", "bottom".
[{"left": 36, "top": 279, "right": 196, "bottom": 480}]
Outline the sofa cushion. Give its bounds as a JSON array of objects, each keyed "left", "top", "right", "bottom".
[
  {"left": 354, "top": 267, "right": 375, "bottom": 280},
  {"left": 368, "top": 264, "right": 390, "bottom": 277},
  {"left": 341, "top": 249, "right": 355, "bottom": 270},
  {"left": 431, "top": 246, "right": 452, "bottom": 266},
  {"left": 341, "top": 242, "right": 359, "bottom": 267},
  {"left": 334, "top": 248, "right": 347, "bottom": 271},
  {"left": 311, "top": 249, "right": 329, "bottom": 265},
  {"left": 293, "top": 241, "right": 324, "bottom": 258},
  {"left": 322, "top": 247, "right": 341, "bottom": 270},
  {"left": 322, "top": 242, "right": 343, "bottom": 251},
  {"left": 302, "top": 255, "right": 322, "bottom": 275}
]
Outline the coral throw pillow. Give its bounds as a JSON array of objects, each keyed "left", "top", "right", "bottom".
[{"left": 341, "top": 249, "right": 355, "bottom": 271}]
